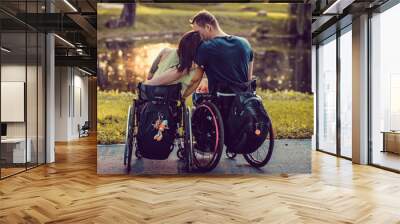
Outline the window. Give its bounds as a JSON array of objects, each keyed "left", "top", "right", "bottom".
[
  {"left": 339, "top": 27, "right": 352, "bottom": 158},
  {"left": 370, "top": 3, "right": 400, "bottom": 171},
  {"left": 317, "top": 35, "right": 337, "bottom": 154},
  {"left": 0, "top": 1, "right": 46, "bottom": 179}
]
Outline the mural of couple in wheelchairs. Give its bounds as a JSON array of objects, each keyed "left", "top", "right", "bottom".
[{"left": 123, "top": 10, "right": 274, "bottom": 173}]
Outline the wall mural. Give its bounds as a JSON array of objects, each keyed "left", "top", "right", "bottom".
[{"left": 97, "top": 3, "right": 313, "bottom": 175}]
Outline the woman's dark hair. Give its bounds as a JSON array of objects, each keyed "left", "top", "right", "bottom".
[{"left": 177, "top": 31, "right": 202, "bottom": 73}]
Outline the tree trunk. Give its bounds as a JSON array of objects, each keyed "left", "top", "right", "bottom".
[{"left": 121, "top": 3, "right": 136, "bottom": 27}]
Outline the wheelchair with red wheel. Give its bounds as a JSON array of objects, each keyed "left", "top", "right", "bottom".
[{"left": 192, "top": 80, "right": 274, "bottom": 168}]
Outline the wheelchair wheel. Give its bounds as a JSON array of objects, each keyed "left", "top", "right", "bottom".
[
  {"left": 177, "top": 104, "right": 186, "bottom": 162},
  {"left": 243, "top": 121, "right": 274, "bottom": 168},
  {"left": 124, "top": 106, "right": 131, "bottom": 165},
  {"left": 191, "top": 101, "right": 223, "bottom": 172},
  {"left": 177, "top": 147, "right": 184, "bottom": 160},
  {"left": 125, "top": 103, "right": 136, "bottom": 173},
  {"left": 183, "top": 107, "right": 193, "bottom": 172},
  {"left": 226, "top": 151, "right": 237, "bottom": 159},
  {"left": 135, "top": 148, "right": 142, "bottom": 159}
]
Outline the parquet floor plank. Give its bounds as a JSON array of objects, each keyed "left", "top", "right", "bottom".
[{"left": 0, "top": 136, "right": 399, "bottom": 223}]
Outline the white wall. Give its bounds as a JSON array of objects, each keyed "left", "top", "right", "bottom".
[
  {"left": 1, "top": 65, "right": 26, "bottom": 139},
  {"left": 1, "top": 65, "right": 25, "bottom": 81},
  {"left": 72, "top": 73, "right": 89, "bottom": 138},
  {"left": 55, "top": 67, "right": 69, "bottom": 141},
  {"left": 55, "top": 67, "right": 89, "bottom": 141}
]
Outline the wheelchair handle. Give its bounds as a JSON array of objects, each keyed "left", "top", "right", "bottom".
[
  {"left": 216, "top": 91, "right": 257, "bottom": 97},
  {"left": 216, "top": 92, "right": 236, "bottom": 97}
]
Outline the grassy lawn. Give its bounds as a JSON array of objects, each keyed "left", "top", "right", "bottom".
[
  {"left": 258, "top": 90, "right": 314, "bottom": 139},
  {"left": 97, "top": 90, "right": 135, "bottom": 145},
  {"left": 97, "top": 3, "right": 290, "bottom": 41},
  {"left": 97, "top": 90, "right": 313, "bottom": 145}
]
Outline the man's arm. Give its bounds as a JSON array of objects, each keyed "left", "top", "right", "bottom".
[
  {"left": 196, "top": 76, "right": 208, "bottom": 93},
  {"left": 248, "top": 60, "right": 254, "bottom": 81},
  {"left": 183, "top": 67, "right": 204, "bottom": 98},
  {"left": 144, "top": 68, "right": 185, "bottom": 86}
]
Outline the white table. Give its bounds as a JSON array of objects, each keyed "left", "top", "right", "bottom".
[{"left": 1, "top": 138, "right": 31, "bottom": 163}]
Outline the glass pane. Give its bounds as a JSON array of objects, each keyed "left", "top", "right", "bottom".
[
  {"left": 1, "top": 1, "right": 46, "bottom": 178},
  {"left": 26, "top": 0, "right": 38, "bottom": 169},
  {"left": 318, "top": 36, "right": 337, "bottom": 154},
  {"left": 27, "top": 30, "right": 38, "bottom": 169},
  {"left": 38, "top": 32, "right": 45, "bottom": 165},
  {"left": 1, "top": 30, "right": 27, "bottom": 177},
  {"left": 312, "top": 45, "right": 317, "bottom": 150},
  {"left": 340, "top": 29, "right": 352, "bottom": 158},
  {"left": 371, "top": 4, "right": 400, "bottom": 171}
]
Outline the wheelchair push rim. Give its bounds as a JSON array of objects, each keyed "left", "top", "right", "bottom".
[
  {"left": 125, "top": 102, "right": 138, "bottom": 173},
  {"left": 191, "top": 101, "right": 223, "bottom": 172},
  {"left": 183, "top": 107, "right": 193, "bottom": 172}
]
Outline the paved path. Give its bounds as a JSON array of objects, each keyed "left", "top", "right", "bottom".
[{"left": 97, "top": 139, "right": 311, "bottom": 175}]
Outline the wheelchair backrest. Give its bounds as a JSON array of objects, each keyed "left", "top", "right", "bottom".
[{"left": 138, "top": 82, "right": 182, "bottom": 103}]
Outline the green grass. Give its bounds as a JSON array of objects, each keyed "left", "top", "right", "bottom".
[
  {"left": 98, "top": 3, "right": 288, "bottom": 17},
  {"left": 97, "top": 90, "right": 135, "bottom": 145},
  {"left": 97, "top": 3, "right": 290, "bottom": 41},
  {"left": 139, "top": 3, "right": 289, "bottom": 13},
  {"left": 97, "top": 90, "right": 314, "bottom": 144},
  {"left": 258, "top": 90, "right": 314, "bottom": 139}
]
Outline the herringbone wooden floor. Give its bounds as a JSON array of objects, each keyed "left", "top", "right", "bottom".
[{"left": 1, "top": 136, "right": 400, "bottom": 224}]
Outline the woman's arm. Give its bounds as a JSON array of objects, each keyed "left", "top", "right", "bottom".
[
  {"left": 147, "top": 48, "right": 167, "bottom": 80},
  {"left": 145, "top": 67, "right": 186, "bottom": 86},
  {"left": 183, "top": 67, "right": 204, "bottom": 98}
]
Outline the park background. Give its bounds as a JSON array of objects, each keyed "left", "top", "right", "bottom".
[{"left": 97, "top": 3, "right": 313, "bottom": 146}]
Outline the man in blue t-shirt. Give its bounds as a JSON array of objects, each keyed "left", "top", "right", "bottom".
[
  {"left": 190, "top": 10, "right": 254, "bottom": 93},
  {"left": 189, "top": 10, "right": 255, "bottom": 151}
]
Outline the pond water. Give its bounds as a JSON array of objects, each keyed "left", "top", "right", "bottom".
[{"left": 98, "top": 35, "right": 311, "bottom": 92}]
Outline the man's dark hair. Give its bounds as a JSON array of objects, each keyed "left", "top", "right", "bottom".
[{"left": 189, "top": 10, "right": 219, "bottom": 28}]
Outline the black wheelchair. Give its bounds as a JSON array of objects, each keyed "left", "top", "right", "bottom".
[
  {"left": 124, "top": 83, "right": 223, "bottom": 173},
  {"left": 192, "top": 80, "right": 274, "bottom": 168}
]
